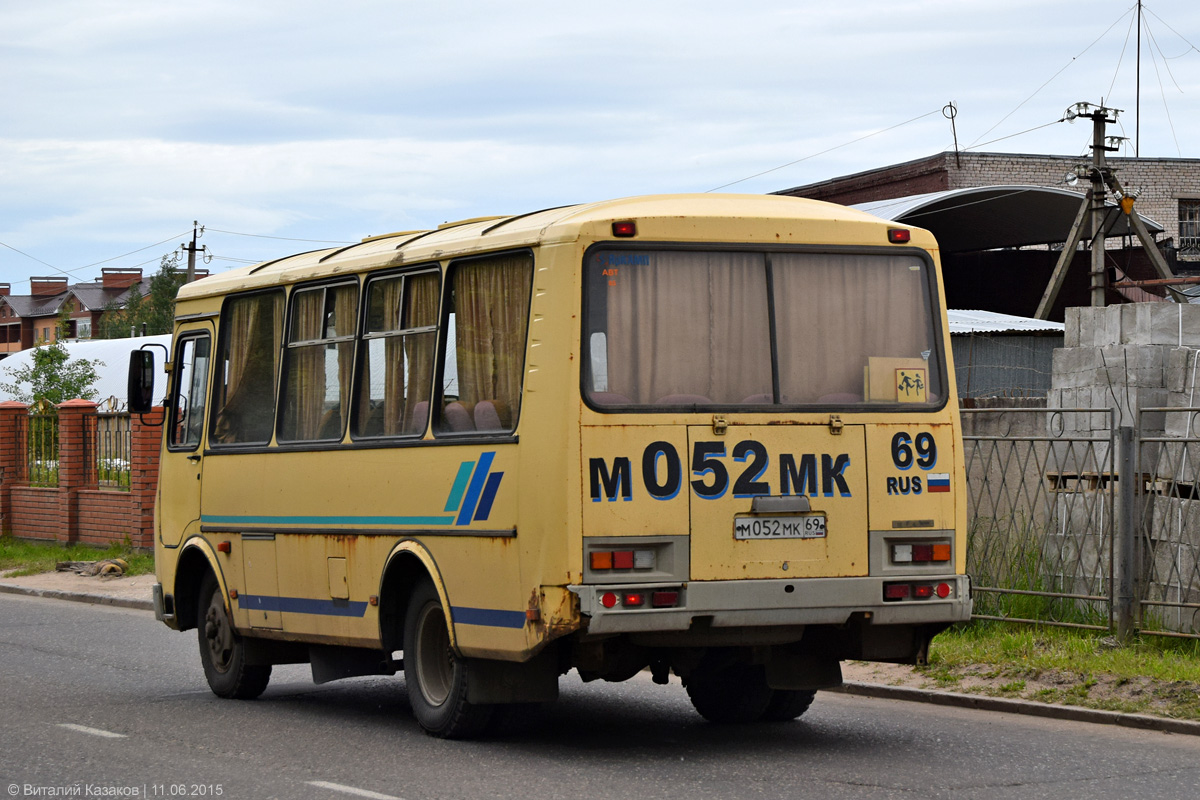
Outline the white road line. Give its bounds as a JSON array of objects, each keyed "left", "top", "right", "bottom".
[
  {"left": 56, "top": 723, "right": 127, "bottom": 739},
  {"left": 307, "top": 781, "right": 402, "bottom": 800}
]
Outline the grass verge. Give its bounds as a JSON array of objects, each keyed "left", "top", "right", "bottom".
[
  {"left": 918, "top": 621, "right": 1200, "bottom": 720},
  {"left": 0, "top": 535, "right": 154, "bottom": 577}
]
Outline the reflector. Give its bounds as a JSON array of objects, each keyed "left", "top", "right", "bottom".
[
  {"left": 935, "top": 583, "right": 952, "bottom": 598},
  {"left": 651, "top": 591, "right": 679, "bottom": 608},
  {"left": 600, "top": 592, "right": 618, "bottom": 608}
]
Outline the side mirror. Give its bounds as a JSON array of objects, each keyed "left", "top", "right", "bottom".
[{"left": 128, "top": 350, "right": 156, "bottom": 414}]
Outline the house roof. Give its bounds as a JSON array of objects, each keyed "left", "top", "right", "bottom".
[{"left": 852, "top": 186, "right": 1164, "bottom": 253}]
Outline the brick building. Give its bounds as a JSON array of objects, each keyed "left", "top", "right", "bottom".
[
  {"left": 776, "top": 151, "right": 1200, "bottom": 320},
  {"left": 777, "top": 151, "right": 1200, "bottom": 262},
  {"left": 0, "top": 267, "right": 206, "bottom": 356}
]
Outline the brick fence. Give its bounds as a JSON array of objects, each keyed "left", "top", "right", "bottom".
[{"left": 0, "top": 401, "right": 163, "bottom": 549}]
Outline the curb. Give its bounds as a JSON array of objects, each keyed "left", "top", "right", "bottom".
[
  {"left": 829, "top": 681, "right": 1200, "bottom": 737},
  {"left": 0, "top": 582, "right": 154, "bottom": 612}
]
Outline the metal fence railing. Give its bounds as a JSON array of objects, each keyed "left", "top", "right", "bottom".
[
  {"left": 963, "top": 407, "right": 1116, "bottom": 631},
  {"left": 27, "top": 401, "right": 59, "bottom": 488},
  {"left": 1135, "top": 408, "right": 1200, "bottom": 639},
  {"left": 96, "top": 407, "right": 132, "bottom": 491}
]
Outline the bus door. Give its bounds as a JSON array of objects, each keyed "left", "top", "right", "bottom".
[
  {"left": 159, "top": 324, "right": 213, "bottom": 548},
  {"left": 686, "top": 424, "right": 869, "bottom": 581}
]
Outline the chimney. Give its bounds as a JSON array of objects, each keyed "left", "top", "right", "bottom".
[
  {"left": 30, "top": 277, "right": 68, "bottom": 297},
  {"left": 101, "top": 267, "right": 143, "bottom": 289},
  {"left": 0, "top": 283, "right": 9, "bottom": 296}
]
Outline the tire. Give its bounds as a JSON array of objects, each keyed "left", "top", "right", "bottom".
[
  {"left": 197, "top": 572, "right": 271, "bottom": 699},
  {"left": 685, "top": 662, "right": 774, "bottom": 724},
  {"left": 761, "top": 689, "right": 816, "bottom": 721},
  {"left": 403, "top": 580, "right": 493, "bottom": 738}
]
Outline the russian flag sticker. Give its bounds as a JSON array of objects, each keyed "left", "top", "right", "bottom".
[{"left": 927, "top": 473, "right": 950, "bottom": 492}]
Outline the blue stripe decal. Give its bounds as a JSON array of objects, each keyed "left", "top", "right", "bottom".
[
  {"left": 238, "top": 594, "right": 369, "bottom": 617},
  {"left": 474, "top": 472, "right": 504, "bottom": 522},
  {"left": 202, "top": 514, "right": 456, "bottom": 526},
  {"left": 452, "top": 606, "right": 527, "bottom": 629},
  {"left": 455, "top": 452, "right": 496, "bottom": 526},
  {"left": 444, "top": 461, "right": 475, "bottom": 513}
]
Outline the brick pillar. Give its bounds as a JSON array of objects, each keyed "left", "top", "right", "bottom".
[
  {"left": 0, "top": 402, "right": 29, "bottom": 534},
  {"left": 56, "top": 399, "right": 98, "bottom": 544},
  {"left": 129, "top": 406, "right": 165, "bottom": 549}
]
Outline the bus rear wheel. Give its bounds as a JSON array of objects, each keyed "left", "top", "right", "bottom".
[
  {"left": 403, "top": 580, "right": 493, "bottom": 738},
  {"left": 685, "top": 661, "right": 773, "bottom": 724},
  {"left": 197, "top": 572, "right": 271, "bottom": 699},
  {"left": 762, "top": 689, "right": 816, "bottom": 721}
]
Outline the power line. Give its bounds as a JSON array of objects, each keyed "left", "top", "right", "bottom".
[
  {"left": 968, "top": 6, "right": 1134, "bottom": 148},
  {"left": 706, "top": 108, "right": 943, "bottom": 193}
]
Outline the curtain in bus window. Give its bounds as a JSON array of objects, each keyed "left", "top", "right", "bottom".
[
  {"left": 401, "top": 272, "right": 439, "bottom": 433},
  {"left": 440, "top": 254, "right": 533, "bottom": 433},
  {"left": 281, "top": 284, "right": 357, "bottom": 441},
  {"left": 603, "top": 251, "right": 771, "bottom": 404},
  {"left": 356, "top": 273, "right": 438, "bottom": 438},
  {"left": 772, "top": 253, "right": 938, "bottom": 404},
  {"left": 213, "top": 292, "right": 283, "bottom": 444}
]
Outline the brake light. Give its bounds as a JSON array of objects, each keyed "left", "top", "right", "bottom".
[
  {"left": 622, "top": 592, "right": 645, "bottom": 607},
  {"left": 589, "top": 549, "right": 656, "bottom": 571},
  {"left": 914, "top": 584, "right": 934, "bottom": 599},
  {"left": 892, "top": 543, "right": 952, "bottom": 564},
  {"left": 888, "top": 228, "right": 911, "bottom": 244}
]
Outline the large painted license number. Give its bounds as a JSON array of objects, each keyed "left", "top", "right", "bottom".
[{"left": 733, "top": 514, "right": 826, "bottom": 540}]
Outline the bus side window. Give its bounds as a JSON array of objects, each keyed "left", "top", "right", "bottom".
[
  {"left": 435, "top": 253, "right": 533, "bottom": 436},
  {"left": 211, "top": 291, "right": 284, "bottom": 445},
  {"left": 279, "top": 282, "right": 358, "bottom": 442},
  {"left": 354, "top": 270, "right": 439, "bottom": 438}
]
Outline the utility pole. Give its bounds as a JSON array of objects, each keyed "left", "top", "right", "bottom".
[
  {"left": 1087, "top": 105, "right": 1116, "bottom": 308},
  {"left": 1036, "top": 100, "right": 1177, "bottom": 319},
  {"left": 1034, "top": 102, "right": 1121, "bottom": 317},
  {"left": 181, "top": 221, "right": 206, "bottom": 284}
]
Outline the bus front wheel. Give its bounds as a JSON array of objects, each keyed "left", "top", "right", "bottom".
[
  {"left": 403, "top": 580, "right": 493, "bottom": 738},
  {"left": 197, "top": 572, "right": 271, "bottom": 699}
]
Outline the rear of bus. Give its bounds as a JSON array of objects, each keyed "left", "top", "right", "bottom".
[{"left": 567, "top": 199, "right": 971, "bottom": 720}]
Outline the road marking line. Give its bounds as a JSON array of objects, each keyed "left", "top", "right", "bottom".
[
  {"left": 307, "top": 781, "right": 402, "bottom": 800},
  {"left": 56, "top": 723, "right": 127, "bottom": 739}
]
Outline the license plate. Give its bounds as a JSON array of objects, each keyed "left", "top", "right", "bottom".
[{"left": 734, "top": 514, "right": 826, "bottom": 540}]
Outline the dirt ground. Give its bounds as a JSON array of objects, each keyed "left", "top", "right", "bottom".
[{"left": 843, "top": 659, "right": 1200, "bottom": 720}]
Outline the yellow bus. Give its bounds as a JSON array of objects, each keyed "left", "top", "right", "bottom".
[{"left": 132, "top": 194, "right": 971, "bottom": 738}]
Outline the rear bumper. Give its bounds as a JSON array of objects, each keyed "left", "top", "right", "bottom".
[{"left": 569, "top": 574, "right": 972, "bottom": 635}]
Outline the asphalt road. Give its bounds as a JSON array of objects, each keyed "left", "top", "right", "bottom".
[{"left": 3, "top": 592, "right": 1200, "bottom": 800}]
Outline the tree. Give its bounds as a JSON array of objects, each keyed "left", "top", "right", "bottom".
[
  {"left": 0, "top": 340, "right": 102, "bottom": 405},
  {"left": 97, "top": 255, "right": 185, "bottom": 339}
]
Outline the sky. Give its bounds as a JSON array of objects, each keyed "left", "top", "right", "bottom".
[{"left": 1, "top": 1, "right": 1198, "bottom": 291}]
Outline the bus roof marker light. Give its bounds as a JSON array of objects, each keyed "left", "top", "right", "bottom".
[
  {"left": 612, "top": 221, "right": 637, "bottom": 237},
  {"left": 887, "top": 228, "right": 911, "bottom": 244}
]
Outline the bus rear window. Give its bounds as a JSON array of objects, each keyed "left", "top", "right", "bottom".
[{"left": 584, "top": 248, "right": 943, "bottom": 408}]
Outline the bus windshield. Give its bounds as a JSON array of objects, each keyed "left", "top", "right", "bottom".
[{"left": 585, "top": 248, "right": 944, "bottom": 407}]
